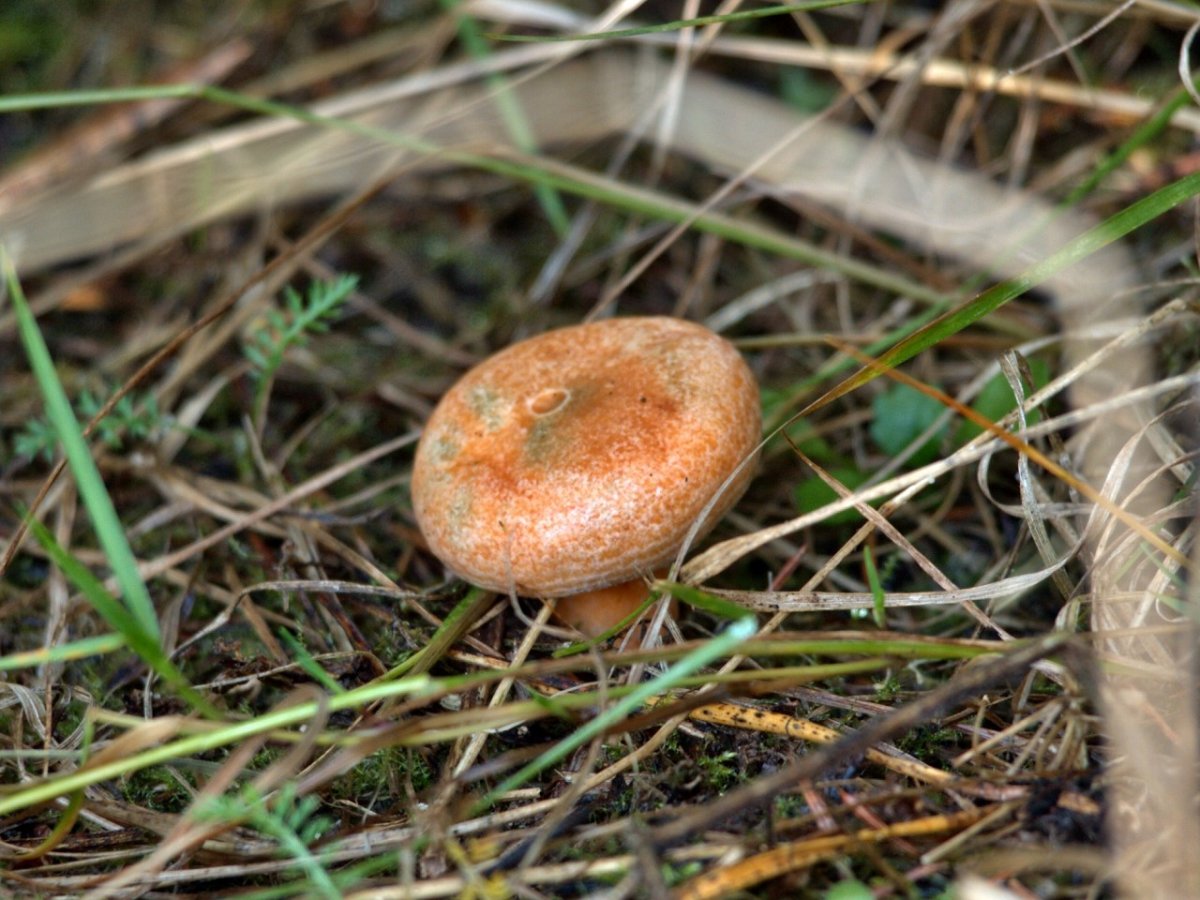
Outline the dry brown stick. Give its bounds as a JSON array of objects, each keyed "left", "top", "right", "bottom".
[{"left": 674, "top": 806, "right": 1003, "bottom": 900}]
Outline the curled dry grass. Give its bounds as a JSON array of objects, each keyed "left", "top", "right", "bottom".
[{"left": 0, "top": 1, "right": 1197, "bottom": 897}]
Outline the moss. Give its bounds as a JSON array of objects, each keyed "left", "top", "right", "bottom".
[
  {"left": 874, "top": 674, "right": 903, "bottom": 703},
  {"left": 895, "top": 725, "right": 960, "bottom": 763},
  {"left": 328, "top": 747, "right": 433, "bottom": 810},
  {"left": 121, "top": 765, "right": 196, "bottom": 813}
]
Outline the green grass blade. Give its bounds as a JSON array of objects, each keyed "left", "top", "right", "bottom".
[
  {"left": 805, "top": 168, "right": 1200, "bottom": 412},
  {"left": 0, "top": 73, "right": 952, "bottom": 320},
  {"left": 1066, "top": 81, "right": 1200, "bottom": 205},
  {"left": 279, "top": 630, "right": 346, "bottom": 696},
  {"left": 442, "top": 0, "right": 570, "bottom": 235},
  {"left": 494, "top": 1, "right": 869, "bottom": 43},
  {"left": 863, "top": 546, "right": 886, "bottom": 629},
  {"left": 0, "top": 634, "right": 1001, "bottom": 819},
  {"left": 656, "top": 580, "right": 758, "bottom": 621},
  {"left": 0, "top": 634, "right": 125, "bottom": 672},
  {"left": 0, "top": 84, "right": 197, "bottom": 112},
  {"left": 25, "top": 517, "right": 218, "bottom": 716},
  {"left": 4, "top": 255, "right": 160, "bottom": 640},
  {"left": 380, "top": 588, "right": 495, "bottom": 679},
  {"left": 474, "top": 616, "right": 757, "bottom": 813},
  {"left": 550, "top": 589, "right": 669, "bottom": 658},
  {"left": 3, "top": 253, "right": 217, "bottom": 717}
]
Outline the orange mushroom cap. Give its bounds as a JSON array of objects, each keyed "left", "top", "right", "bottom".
[{"left": 411, "top": 316, "right": 760, "bottom": 599}]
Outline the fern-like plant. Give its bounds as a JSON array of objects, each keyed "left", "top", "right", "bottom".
[
  {"left": 197, "top": 781, "right": 340, "bottom": 898},
  {"left": 14, "top": 387, "right": 164, "bottom": 462},
  {"left": 244, "top": 275, "right": 358, "bottom": 430}
]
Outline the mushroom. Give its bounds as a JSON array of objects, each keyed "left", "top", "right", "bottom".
[{"left": 411, "top": 316, "right": 760, "bottom": 636}]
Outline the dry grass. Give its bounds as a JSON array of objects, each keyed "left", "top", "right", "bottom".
[{"left": 0, "top": 1, "right": 1197, "bottom": 897}]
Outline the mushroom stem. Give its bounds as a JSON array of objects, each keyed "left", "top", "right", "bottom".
[{"left": 550, "top": 577, "right": 675, "bottom": 638}]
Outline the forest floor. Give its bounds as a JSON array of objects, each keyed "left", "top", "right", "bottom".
[{"left": 0, "top": 2, "right": 1197, "bottom": 897}]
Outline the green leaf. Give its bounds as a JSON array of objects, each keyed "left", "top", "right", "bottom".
[
  {"left": 779, "top": 66, "right": 837, "bottom": 114},
  {"left": 870, "top": 383, "right": 946, "bottom": 466},
  {"left": 955, "top": 357, "right": 1050, "bottom": 444},
  {"left": 824, "top": 880, "right": 875, "bottom": 900},
  {"left": 13, "top": 417, "right": 58, "bottom": 461},
  {"left": 794, "top": 465, "right": 871, "bottom": 525}
]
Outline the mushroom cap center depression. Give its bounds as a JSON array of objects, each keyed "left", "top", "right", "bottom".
[{"left": 411, "top": 317, "right": 760, "bottom": 597}]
